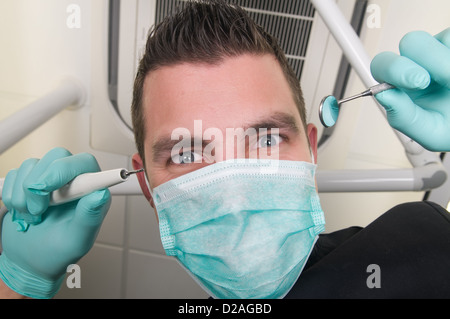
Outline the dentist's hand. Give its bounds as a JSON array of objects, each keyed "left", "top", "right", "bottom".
[
  {"left": 370, "top": 28, "right": 450, "bottom": 152},
  {"left": 0, "top": 147, "right": 111, "bottom": 298}
]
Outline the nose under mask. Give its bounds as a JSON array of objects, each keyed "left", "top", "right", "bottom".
[{"left": 150, "top": 158, "right": 325, "bottom": 299}]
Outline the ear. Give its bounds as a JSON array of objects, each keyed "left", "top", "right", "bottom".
[
  {"left": 132, "top": 153, "right": 154, "bottom": 207},
  {"left": 306, "top": 123, "right": 318, "bottom": 164}
]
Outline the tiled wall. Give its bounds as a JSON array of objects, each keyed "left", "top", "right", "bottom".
[{"left": 57, "top": 194, "right": 209, "bottom": 298}]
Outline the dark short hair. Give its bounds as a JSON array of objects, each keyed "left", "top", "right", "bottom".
[{"left": 131, "top": 0, "right": 307, "bottom": 165}]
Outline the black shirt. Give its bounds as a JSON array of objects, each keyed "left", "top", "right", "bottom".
[{"left": 285, "top": 201, "right": 450, "bottom": 298}]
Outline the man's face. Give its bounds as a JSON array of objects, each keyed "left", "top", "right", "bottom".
[{"left": 133, "top": 53, "right": 317, "bottom": 208}]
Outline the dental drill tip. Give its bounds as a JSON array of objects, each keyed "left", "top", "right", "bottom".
[
  {"left": 130, "top": 168, "right": 145, "bottom": 175},
  {"left": 120, "top": 168, "right": 144, "bottom": 179},
  {"left": 127, "top": 168, "right": 145, "bottom": 177}
]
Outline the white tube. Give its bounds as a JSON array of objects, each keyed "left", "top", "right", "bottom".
[
  {"left": 0, "top": 173, "right": 143, "bottom": 201},
  {"left": 426, "top": 154, "right": 450, "bottom": 207},
  {"left": 317, "top": 169, "right": 415, "bottom": 192},
  {"left": 0, "top": 178, "right": 4, "bottom": 198},
  {"left": 0, "top": 162, "right": 446, "bottom": 197},
  {"left": 0, "top": 168, "right": 130, "bottom": 205},
  {"left": 310, "top": 0, "right": 375, "bottom": 87},
  {"left": 50, "top": 168, "right": 127, "bottom": 205},
  {"left": 0, "top": 78, "right": 85, "bottom": 154},
  {"left": 109, "top": 174, "right": 143, "bottom": 196},
  {"left": 316, "top": 163, "right": 447, "bottom": 192}
]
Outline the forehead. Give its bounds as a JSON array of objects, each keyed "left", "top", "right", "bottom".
[{"left": 142, "top": 54, "right": 303, "bottom": 147}]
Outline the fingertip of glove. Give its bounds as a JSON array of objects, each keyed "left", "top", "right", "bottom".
[
  {"left": 374, "top": 88, "right": 396, "bottom": 105},
  {"left": 80, "top": 189, "right": 111, "bottom": 211},
  {"left": 26, "top": 183, "right": 49, "bottom": 195},
  {"left": 403, "top": 68, "right": 430, "bottom": 90},
  {"left": 435, "top": 27, "right": 450, "bottom": 47},
  {"left": 374, "top": 88, "right": 409, "bottom": 114},
  {"left": 374, "top": 89, "right": 420, "bottom": 132},
  {"left": 371, "top": 51, "right": 430, "bottom": 90},
  {"left": 399, "top": 31, "right": 434, "bottom": 56},
  {"left": 10, "top": 208, "right": 39, "bottom": 232},
  {"left": 74, "top": 190, "right": 111, "bottom": 228}
]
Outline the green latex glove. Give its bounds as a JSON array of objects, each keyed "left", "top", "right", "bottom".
[
  {"left": 370, "top": 28, "right": 450, "bottom": 152},
  {"left": 0, "top": 147, "right": 111, "bottom": 298}
]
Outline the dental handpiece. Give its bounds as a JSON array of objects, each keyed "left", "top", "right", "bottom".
[
  {"left": 0, "top": 168, "right": 143, "bottom": 213},
  {"left": 319, "top": 82, "right": 395, "bottom": 128}
]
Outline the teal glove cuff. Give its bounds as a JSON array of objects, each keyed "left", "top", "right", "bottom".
[{"left": 0, "top": 254, "right": 65, "bottom": 299}]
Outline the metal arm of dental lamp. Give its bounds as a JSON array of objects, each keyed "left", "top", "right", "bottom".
[
  {"left": 0, "top": 78, "right": 85, "bottom": 155},
  {"left": 316, "top": 163, "right": 447, "bottom": 193}
]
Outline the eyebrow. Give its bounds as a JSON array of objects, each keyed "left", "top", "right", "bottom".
[
  {"left": 151, "top": 111, "right": 301, "bottom": 163},
  {"left": 241, "top": 112, "right": 300, "bottom": 134}
]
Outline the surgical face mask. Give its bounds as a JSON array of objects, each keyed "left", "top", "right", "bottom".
[{"left": 151, "top": 159, "right": 325, "bottom": 299}]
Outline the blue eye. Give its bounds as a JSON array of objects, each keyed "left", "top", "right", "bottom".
[
  {"left": 257, "top": 134, "right": 282, "bottom": 148},
  {"left": 171, "top": 151, "right": 202, "bottom": 164}
]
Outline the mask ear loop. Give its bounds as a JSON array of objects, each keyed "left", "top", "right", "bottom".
[
  {"left": 143, "top": 173, "right": 161, "bottom": 209},
  {"left": 310, "top": 147, "right": 316, "bottom": 164},
  {"left": 144, "top": 173, "right": 154, "bottom": 198},
  {"left": 135, "top": 166, "right": 155, "bottom": 204}
]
